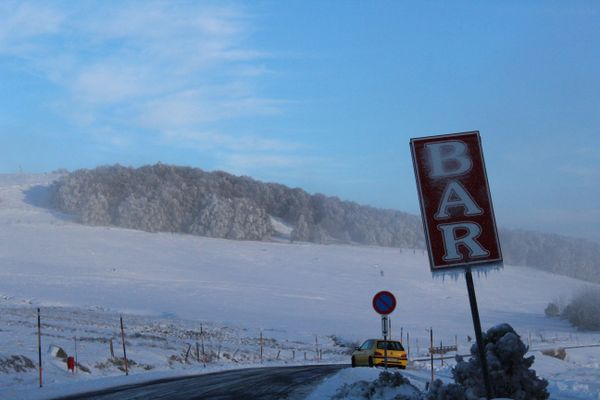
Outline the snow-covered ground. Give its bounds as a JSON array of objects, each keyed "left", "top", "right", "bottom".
[{"left": 0, "top": 173, "right": 599, "bottom": 399}]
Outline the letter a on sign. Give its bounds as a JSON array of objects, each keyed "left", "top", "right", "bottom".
[{"left": 410, "top": 131, "right": 502, "bottom": 272}]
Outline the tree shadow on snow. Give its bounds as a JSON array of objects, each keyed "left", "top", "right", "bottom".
[{"left": 23, "top": 184, "right": 77, "bottom": 222}]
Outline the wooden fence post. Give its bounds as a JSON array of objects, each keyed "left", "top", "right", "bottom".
[
  {"left": 430, "top": 327, "right": 434, "bottom": 383},
  {"left": 120, "top": 316, "right": 129, "bottom": 376},
  {"left": 455, "top": 335, "right": 458, "bottom": 357},
  {"left": 260, "top": 331, "right": 263, "bottom": 363},
  {"left": 200, "top": 324, "right": 205, "bottom": 366},
  {"left": 37, "top": 308, "right": 42, "bottom": 388},
  {"left": 196, "top": 339, "right": 200, "bottom": 363},
  {"left": 74, "top": 336, "right": 78, "bottom": 374},
  {"left": 185, "top": 344, "right": 191, "bottom": 363}
]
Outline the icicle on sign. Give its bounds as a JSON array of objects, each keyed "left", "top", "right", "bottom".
[{"left": 410, "top": 131, "right": 502, "bottom": 272}]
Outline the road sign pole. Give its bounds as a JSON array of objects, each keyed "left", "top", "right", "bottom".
[
  {"left": 382, "top": 315, "right": 388, "bottom": 370},
  {"left": 465, "top": 268, "right": 492, "bottom": 400}
]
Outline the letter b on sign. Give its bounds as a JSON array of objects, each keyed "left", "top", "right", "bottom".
[
  {"left": 425, "top": 141, "right": 472, "bottom": 178},
  {"left": 410, "top": 131, "right": 502, "bottom": 272}
]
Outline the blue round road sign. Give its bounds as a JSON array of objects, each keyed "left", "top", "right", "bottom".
[{"left": 372, "top": 291, "right": 396, "bottom": 315}]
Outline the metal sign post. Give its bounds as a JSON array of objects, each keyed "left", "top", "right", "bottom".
[
  {"left": 465, "top": 268, "right": 492, "bottom": 399},
  {"left": 411, "top": 131, "right": 502, "bottom": 400},
  {"left": 381, "top": 315, "right": 389, "bottom": 370}
]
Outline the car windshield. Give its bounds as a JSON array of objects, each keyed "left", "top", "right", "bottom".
[{"left": 377, "top": 341, "right": 404, "bottom": 351}]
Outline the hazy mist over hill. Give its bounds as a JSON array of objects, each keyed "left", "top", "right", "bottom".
[{"left": 48, "top": 164, "right": 600, "bottom": 284}]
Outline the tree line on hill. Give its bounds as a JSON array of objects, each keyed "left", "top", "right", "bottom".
[{"left": 48, "top": 164, "right": 600, "bottom": 283}]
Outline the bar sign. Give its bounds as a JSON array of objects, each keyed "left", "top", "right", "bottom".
[{"left": 410, "top": 131, "right": 502, "bottom": 272}]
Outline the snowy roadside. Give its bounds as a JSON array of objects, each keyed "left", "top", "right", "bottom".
[
  {"left": 307, "top": 352, "right": 600, "bottom": 400},
  {"left": 0, "top": 304, "right": 350, "bottom": 400}
]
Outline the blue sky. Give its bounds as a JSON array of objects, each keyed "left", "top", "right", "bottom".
[{"left": 1, "top": 1, "right": 599, "bottom": 242}]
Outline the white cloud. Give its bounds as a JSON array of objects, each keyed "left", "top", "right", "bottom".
[
  {"left": 160, "top": 129, "right": 304, "bottom": 154},
  {"left": 139, "top": 89, "right": 282, "bottom": 130},
  {"left": 0, "top": 1, "right": 305, "bottom": 172},
  {"left": 0, "top": 2, "right": 63, "bottom": 52},
  {"left": 559, "top": 164, "right": 600, "bottom": 178},
  {"left": 224, "top": 154, "right": 307, "bottom": 169},
  {"left": 72, "top": 63, "right": 150, "bottom": 104}
]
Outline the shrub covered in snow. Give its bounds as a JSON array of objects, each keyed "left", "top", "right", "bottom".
[
  {"left": 425, "top": 380, "right": 467, "bottom": 400},
  {"left": 331, "top": 371, "right": 422, "bottom": 400},
  {"left": 562, "top": 286, "right": 600, "bottom": 330},
  {"left": 450, "top": 323, "right": 549, "bottom": 400},
  {"left": 544, "top": 302, "right": 560, "bottom": 317},
  {"left": 0, "top": 355, "right": 35, "bottom": 373}
]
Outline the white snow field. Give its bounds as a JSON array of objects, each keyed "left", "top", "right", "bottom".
[{"left": 0, "top": 173, "right": 599, "bottom": 399}]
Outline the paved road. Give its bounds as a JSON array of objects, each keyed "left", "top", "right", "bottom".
[{"left": 51, "top": 365, "right": 346, "bottom": 400}]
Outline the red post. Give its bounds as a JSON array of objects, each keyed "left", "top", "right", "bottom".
[{"left": 67, "top": 357, "right": 75, "bottom": 374}]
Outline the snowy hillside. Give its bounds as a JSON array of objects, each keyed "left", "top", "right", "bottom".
[{"left": 1, "top": 174, "right": 599, "bottom": 399}]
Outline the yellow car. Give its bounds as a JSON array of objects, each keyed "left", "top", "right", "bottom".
[{"left": 351, "top": 339, "right": 408, "bottom": 369}]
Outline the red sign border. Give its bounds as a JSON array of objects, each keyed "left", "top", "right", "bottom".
[
  {"left": 372, "top": 290, "right": 397, "bottom": 315},
  {"left": 410, "top": 130, "right": 503, "bottom": 272}
]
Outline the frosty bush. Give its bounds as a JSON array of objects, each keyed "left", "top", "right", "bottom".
[
  {"left": 451, "top": 323, "right": 549, "bottom": 400},
  {"left": 0, "top": 355, "right": 36, "bottom": 373},
  {"left": 544, "top": 302, "right": 560, "bottom": 317},
  {"left": 331, "top": 371, "right": 422, "bottom": 400},
  {"left": 425, "top": 380, "right": 467, "bottom": 400},
  {"left": 562, "top": 286, "right": 600, "bottom": 330}
]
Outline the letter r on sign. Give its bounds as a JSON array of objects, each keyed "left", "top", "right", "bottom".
[{"left": 438, "top": 222, "right": 490, "bottom": 262}]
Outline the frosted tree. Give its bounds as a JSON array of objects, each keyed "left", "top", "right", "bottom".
[{"left": 290, "top": 214, "right": 310, "bottom": 242}]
